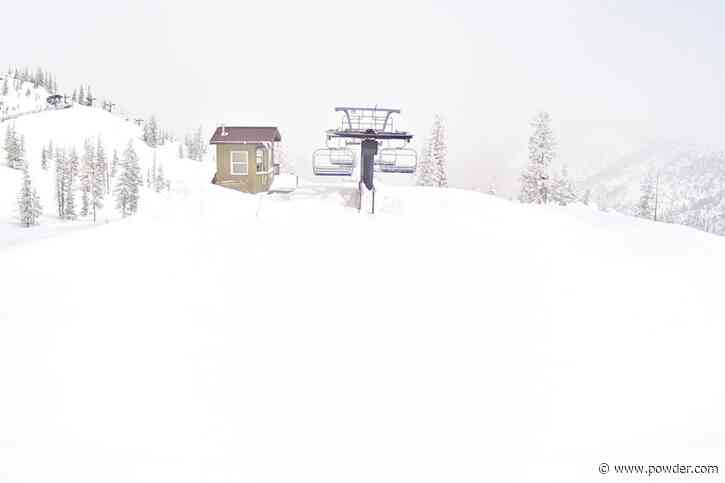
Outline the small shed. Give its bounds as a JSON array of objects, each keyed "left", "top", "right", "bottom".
[{"left": 210, "top": 126, "right": 282, "bottom": 193}]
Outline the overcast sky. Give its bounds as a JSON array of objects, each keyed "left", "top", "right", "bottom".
[{"left": 4, "top": 0, "right": 725, "bottom": 192}]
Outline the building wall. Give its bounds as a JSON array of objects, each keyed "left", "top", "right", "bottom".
[{"left": 214, "top": 143, "right": 274, "bottom": 193}]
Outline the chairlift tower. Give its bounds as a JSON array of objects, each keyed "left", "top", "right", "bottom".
[{"left": 312, "top": 107, "right": 417, "bottom": 213}]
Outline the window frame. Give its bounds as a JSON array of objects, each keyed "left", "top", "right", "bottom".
[{"left": 230, "top": 150, "right": 248, "bottom": 176}]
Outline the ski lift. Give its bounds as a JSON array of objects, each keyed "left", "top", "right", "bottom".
[
  {"left": 311, "top": 106, "right": 417, "bottom": 211},
  {"left": 312, "top": 147, "right": 356, "bottom": 176},
  {"left": 46, "top": 94, "right": 68, "bottom": 109}
]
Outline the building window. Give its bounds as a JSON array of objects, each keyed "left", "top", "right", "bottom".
[
  {"left": 256, "top": 148, "right": 266, "bottom": 173},
  {"left": 230, "top": 151, "right": 248, "bottom": 175}
]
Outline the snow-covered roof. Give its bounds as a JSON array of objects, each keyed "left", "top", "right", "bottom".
[{"left": 209, "top": 126, "right": 282, "bottom": 144}]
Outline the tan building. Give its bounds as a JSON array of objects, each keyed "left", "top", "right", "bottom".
[{"left": 210, "top": 126, "right": 282, "bottom": 193}]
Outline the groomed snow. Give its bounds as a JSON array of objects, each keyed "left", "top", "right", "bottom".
[{"left": 1, "top": 107, "right": 724, "bottom": 483}]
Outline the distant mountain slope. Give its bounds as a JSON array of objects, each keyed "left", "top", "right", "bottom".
[{"left": 582, "top": 142, "right": 725, "bottom": 235}]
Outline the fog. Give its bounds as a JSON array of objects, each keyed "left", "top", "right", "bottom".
[{"left": 4, "top": 0, "right": 724, "bottom": 194}]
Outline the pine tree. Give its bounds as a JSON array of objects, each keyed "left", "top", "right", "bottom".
[
  {"left": 64, "top": 148, "right": 79, "bottom": 220},
  {"left": 193, "top": 126, "right": 205, "bottom": 161},
  {"left": 184, "top": 134, "right": 194, "bottom": 160},
  {"left": 143, "top": 116, "right": 159, "bottom": 147},
  {"left": 636, "top": 172, "right": 656, "bottom": 220},
  {"left": 2, "top": 78, "right": 8, "bottom": 96},
  {"left": 111, "top": 148, "right": 120, "bottom": 179},
  {"left": 72, "top": 89, "right": 77, "bottom": 103},
  {"left": 90, "top": 143, "right": 105, "bottom": 223},
  {"left": 177, "top": 143, "right": 184, "bottom": 159},
  {"left": 34, "top": 67, "right": 43, "bottom": 88},
  {"left": 519, "top": 111, "right": 556, "bottom": 204},
  {"left": 550, "top": 165, "right": 577, "bottom": 206},
  {"left": 96, "top": 137, "right": 109, "bottom": 194},
  {"left": 416, "top": 114, "right": 448, "bottom": 188},
  {"left": 78, "top": 85, "right": 85, "bottom": 106},
  {"left": 155, "top": 163, "right": 166, "bottom": 193},
  {"left": 635, "top": 172, "right": 660, "bottom": 221},
  {"left": 80, "top": 139, "right": 95, "bottom": 217},
  {"left": 54, "top": 147, "right": 66, "bottom": 218},
  {"left": 582, "top": 188, "right": 591, "bottom": 206},
  {"left": 17, "top": 159, "right": 42, "bottom": 227},
  {"left": 114, "top": 141, "right": 142, "bottom": 217},
  {"left": 151, "top": 154, "right": 158, "bottom": 191},
  {"left": 41, "top": 146, "right": 49, "bottom": 170},
  {"left": 17, "top": 134, "right": 26, "bottom": 170},
  {"left": 4, "top": 124, "right": 18, "bottom": 168}
]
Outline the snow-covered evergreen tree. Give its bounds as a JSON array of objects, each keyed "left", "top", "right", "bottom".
[
  {"left": 636, "top": 172, "right": 656, "bottom": 220},
  {"left": 64, "top": 148, "right": 79, "bottom": 220},
  {"left": 111, "top": 149, "right": 120, "bottom": 179},
  {"left": 89, "top": 143, "right": 105, "bottom": 223},
  {"left": 2, "top": 78, "right": 8, "bottom": 96},
  {"left": 43, "top": 140, "right": 53, "bottom": 171},
  {"left": 54, "top": 147, "right": 66, "bottom": 218},
  {"left": 550, "top": 165, "right": 577, "bottom": 206},
  {"left": 79, "top": 139, "right": 95, "bottom": 217},
  {"left": 416, "top": 114, "right": 448, "bottom": 188},
  {"left": 17, "top": 134, "right": 26, "bottom": 170},
  {"left": 184, "top": 126, "right": 207, "bottom": 162},
  {"left": 41, "top": 146, "right": 49, "bottom": 170},
  {"left": 151, "top": 154, "right": 158, "bottom": 191},
  {"left": 17, "top": 159, "right": 42, "bottom": 227},
  {"left": 143, "top": 116, "right": 159, "bottom": 147},
  {"left": 519, "top": 111, "right": 556, "bottom": 204},
  {"left": 155, "top": 163, "right": 166, "bottom": 193},
  {"left": 194, "top": 126, "right": 205, "bottom": 161},
  {"left": 78, "top": 85, "right": 85, "bottom": 106},
  {"left": 96, "top": 137, "right": 109, "bottom": 194},
  {"left": 177, "top": 142, "right": 184, "bottom": 159},
  {"left": 4, "top": 124, "right": 19, "bottom": 168},
  {"left": 582, "top": 188, "right": 591, "bottom": 206},
  {"left": 114, "top": 141, "right": 142, "bottom": 217}
]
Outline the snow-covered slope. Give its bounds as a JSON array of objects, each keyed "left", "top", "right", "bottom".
[
  {"left": 0, "top": 78, "right": 51, "bottom": 119},
  {"left": 1, "top": 173, "right": 724, "bottom": 482},
  {"left": 1, "top": 104, "right": 213, "bottom": 246}
]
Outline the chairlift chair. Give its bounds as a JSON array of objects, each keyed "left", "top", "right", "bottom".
[
  {"left": 377, "top": 146, "right": 417, "bottom": 173},
  {"left": 312, "top": 147, "right": 356, "bottom": 176}
]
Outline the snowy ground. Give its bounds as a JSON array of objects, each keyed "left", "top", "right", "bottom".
[{"left": 1, "top": 107, "right": 724, "bottom": 483}]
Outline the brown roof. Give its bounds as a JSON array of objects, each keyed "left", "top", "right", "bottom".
[{"left": 209, "top": 126, "right": 282, "bottom": 144}]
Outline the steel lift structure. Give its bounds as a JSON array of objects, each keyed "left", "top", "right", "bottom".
[{"left": 312, "top": 107, "right": 417, "bottom": 213}]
